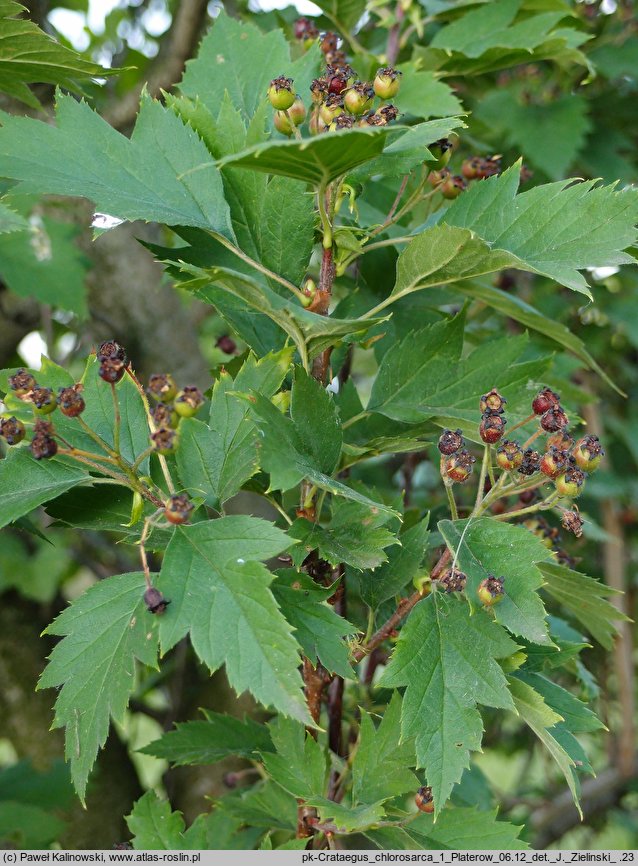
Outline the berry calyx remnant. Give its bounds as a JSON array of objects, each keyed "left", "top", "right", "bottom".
[
  {"left": 438, "top": 567, "right": 467, "bottom": 593},
  {"left": 267, "top": 76, "right": 295, "bottom": 110},
  {"left": 480, "top": 388, "right": 507, "bottom": 415},
  {"left": 573, "top": 435, "right": 604, "bottom": 472},
  {"left": 555, "top": 467, "right": 586, "bottom": 498},
  {"left": 0, "top": 416, "right": 26, "bottom": 445},
  {"left": 477, "top": 575, "right": 505, "bottom": 606},
  {"left": 496, "top": 439, "right": 523, "bottom": 471},
  {"left": 151, "top": 427, "right": 178, "bottom": 455},
  {"left": 518, "top": 448, "right": 541, "bottom": 476},
  {"left": 415, "top": 786, "right": 434, "bottom": 813},
  {"left": 164, "top": 493, "right": 194, "bottom": 525},
  {"left": 174, "top": 386, "right": 204, "bottom": 418},
  {"left": 148, "top": 373, "right": 177, "bottom": 403},
  {"left": 143, "top": 587, "right": 170, "bottom": 615},
  {"left": 444, "top": 449, "right": 476, "bottom": 483},
  {"left": 29, "top": 386, "right": 57, "bottom": 415}
]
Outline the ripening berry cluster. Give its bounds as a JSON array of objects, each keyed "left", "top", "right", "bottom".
[
  {"left": 267, "top": 22, "right": 403, "bottom": 136},
  {"left": 437, "top": 386, "right": 603, "bottom": 521},
  {"left": 146, "top": 371, "right": 204, "bottom": 457},
  {"left": 427, "top": 150, "right": 533, "bottom": 201}
]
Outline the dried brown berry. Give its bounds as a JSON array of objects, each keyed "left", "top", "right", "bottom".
[
  {"left": 58, "top": 384, "right": 85, "bottom": 418},
  {"left": 99, "top": 357, "right": 126, "bottom": 384},
  {"left": 151, "top": 426, "right": 178, "bottom": 455},
  {"left": 477, "top": 575, "right": 504, "bottom": 606},
  {"left": 8, "top": 368, "right": 36, "bottom": 397},
  {"left": 438, "top": 567, "right": 467, "bottom": 593},
  {"left": 144, "top": 587, "right": 170, "bottom": 615},
  {"left": 174, "top": 385, "right": 204, "bottom": 418},
  {"left": 573, "top": 434, "right": 604, "bottom": 472},
  {"left": 476, "top": 155, "right": 501, "bottom": 178},
  {"left": 164, "top": 493, "right": 194, "bottom": 525},
  {"left": 438, "top": 428, "right": 464, "bottom": 456},
  {"left": 30, "top": 429, "right": 57, "bottom": 460},
  {"left": 562, "top": 508, "right": 584, "bottom": 538},
  {"left": 532, "top": 387, "right": 560, "bottom": 416},
  {"left": 294, "top": 16, "right": 319, "bottom": 41},
  {"left": 0, "top": 416, "right": 26, "bottom": 445},
  {"left": 480, "top": 388, "right": 507, "bottom": 415},
  {"left": 148, "top": 373, "right": 177, "bottom": 403},
  {"left": 518, "top": 448, "right": 541, "bottom": 475},
  {"left": 480, "top": 413, "right": 506, "bottom": 444},
  {"left": 97, "top": 340, "right": 126, "bottom": 364},
  {"left": 367, "top": 104, "right": 399, "bottom": 126},
  {"left": 310, "top": 77, "right": 329, "bottom": 103},
  {"left": 415, "top": 786, "right": 434, "bottom": 814},
  {"left": 445, "top": 449, "right": 476, "bottom": 483},
  {"left": 540, "top": 406, "right": 569, "bottom": 432},
  {"left": 331, "top": 113, "right": 355, "bottom": 130},
  {"left": 320, "top": 31, "right": 339, "bottom": 55},
  {"left": 496, "top": 439, "right": 523, "bottom": 471},
  {"left": 29, "top": 386, "right": 57, "bottom": 415},
  {"left": 540, "top": 446, "right": 570, "bottom": 479}
]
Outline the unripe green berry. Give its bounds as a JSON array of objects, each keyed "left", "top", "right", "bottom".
[
  {"left": 344, "top": 82, "right": 374, "bottom": 115},
  {"left": 268, "top": 76, "right": 295, "bottom": 110},
  {"left": 174, "top": 386, "right": 204, "bottom": 418},
  {"left": 555, "top": 467, "right": 586, "bottom": 498},
  {"left": 29, "top": 386, "right": 57, "bottom": 415},
  {"left": 477, "top": 575, "right": 505, "bottom": 606},
  {"left": 373, "top": 66, "right": 402, "bottom": 100}
]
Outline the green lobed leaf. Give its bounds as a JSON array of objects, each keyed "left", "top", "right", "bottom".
[
  {"left": 396, "top": 63, "right": 464, "bottom": 119},
  {"left": 291, "top": 365, "right": 342, "bottom": 475},
  {"left": 438, "top": 518, "right": 553, "bottom": 645},
  {"left": 288, "top": 499, "right": 399, "bottom": 572},
  {"left": 141, "top": 712, "right": 273, "bottom": 766},
  {"left": 262, "top": 716, "right": 326, "bottom": 800},
  {"left": 358, "top": 516, "right": 430, "bottom": 609},
  {"left": 0, "top": 447, "right": 90, "bottom": 530},
  {"left": 311, "top": 0, "right": 366, "bottom": 33},
  {"left": 156, "top": 517, "right": 312, "bottom": 724},
  {"left": 38, "top": 572, "right": 160, "bottom": 801},
  {"left": 442, "top": 164, "right": 638, "bottom": 297},
  {"left": 517, "top": 671, "right": 603, "bottom": 734},
  {"left": 406, "top": 806, "right": 528, "bottom": 850},
  {"left": 0, "top": 197, "right": 27, "bottom": 234},
  {"left": 0, "top": 0, "right": 116, "bottom": 109},
  {"left": 272, "top": 569, "right": 357, "bottom": 678},
  {"left": 307, "top": 798, "right": 387, "bottom": 834},
  {"left": 539, "top": 560, "right": 627, "bottom": 650},
  {"left": 126, "top": 791, "right": 187, "bottom": 850},
  {"left": 176, "top": 348, "right": 293, "bottom": 507},
  {"left": 245, "top": 390, "right": 399, "bottom": 516},
  {"left": 220, "top": 780, "right": 298, "bottom": 832},
  {"left": 380, "top": 592, "right": 518, "bottom": 815},
  {"left": 352, "top": 692, "right": 419, "bottom": 805},
  {"left": 0, "top": 801, "right": 65, "bottom": 849},
  {"left": 508, "top": 675, "right": 581, "bottom": 814},
  {"left": 0, "top": 216, "right": 89, "bottom": 316},
  {"left": 0, "top": 92, "right": 234, "bottom": 238}
]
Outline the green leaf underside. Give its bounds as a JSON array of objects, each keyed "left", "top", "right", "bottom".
[
  {"left": 0, "top": 0, "right": 115, "bottom": 109},
  {"left": 0, "top": 447, "right": 90, "bottom": 530},
  {"left": 380, "top": 593, "right": 518, "bottom": 815},
  {"left": 508, "top": 675, "right": 582, "bottom": 815},
  {"left": 38, "top": 572, "right": 159, "bottom": 800},
  {"left": 539, "top": 560, "right": 627, "bottom": 649},
  {"left": 352, "top": 692, "right": 419, "bottom": 805},
  {"left": 176, "top": 349, "right": 293, "bottom": 507},
  {"left": 141, "top": 712, "right": 273, "bottom": 766},
  {"left": 438, "top": 518, "right": 553, "bottom": 645},
  {"left": 272, "top": 569, "right": 356, "bottom": 678},
  {"left": 0, "top": 92, "right": 234, "bottom": 238},
  {"left": 156, "top": 517, "right": 312, "bottom": 724}
]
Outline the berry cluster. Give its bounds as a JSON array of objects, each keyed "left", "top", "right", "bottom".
[
  {"left": 268, "top": 23, "right": 403, "bottom": 137},
  {"left": 438, "top": 428, "right": 476, "bottom": 483},
  {"left": 479, "top": 387, "right": 507, "bottom": 445}
]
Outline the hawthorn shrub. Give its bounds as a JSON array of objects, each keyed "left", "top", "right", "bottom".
[{"left": 0, "top": 0, "right": 636, "bottom": 851}]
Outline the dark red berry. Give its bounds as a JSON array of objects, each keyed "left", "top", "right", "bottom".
[
  {"left": 164, "top": 493, "right": 194, "bottom": 525},
  {"left": 8, "top": 368, "right": 36, "bottom": 397},
  {"left": 518, "top": 488, "right": 536, "bottom": 505},
  {"left": 518, "top": 448, "right": 541, "bottom": 475},
  {"left": 438, "top": 428, "right": 464, "bottom": 455},
  {"left": 216, "top": 335, "right": 237, "bottom": 355},
  {"left": 294, "top": 16, "right": 319, "bottom": 41},
  {"left": 99, "top": 357, "right": 126, "bottom": 384},
  {"left": 57, "top": 384, "right": 85, "bottom": 418},
  {"left": 0, "top": 416, "right": 26, "bottom": 445},
  {"left": 415, "top": 786, "right": 434, "bottom": 813},
  {"left": 540, "top": 406, "right": 569, "bottom": 433},
  {"left": 562, "top": 509, "right": 584, "bottom": 538},
  {"left": 477, "top": 575, "right": 505, "bottom": 606},
  {"left": 97, "top": 340, "right": 126, "bottom": 364},
  {"left": 143, "top": 587, "right": 170, "bottom": 615},
  {"left": 480, "top": 388, "right": 507, "bottom": 415},
  {"left": 480, "top": 413, "right": 506, "bottom": 444},
  {"left": 445, "top": 449, "right": 476, "bottom": 483},
  {"left": 532, "top": 387, "right": 560, "bottom": 416},
  {"left": 30, "top": 426, "right": 57, "bottom": 460}
]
